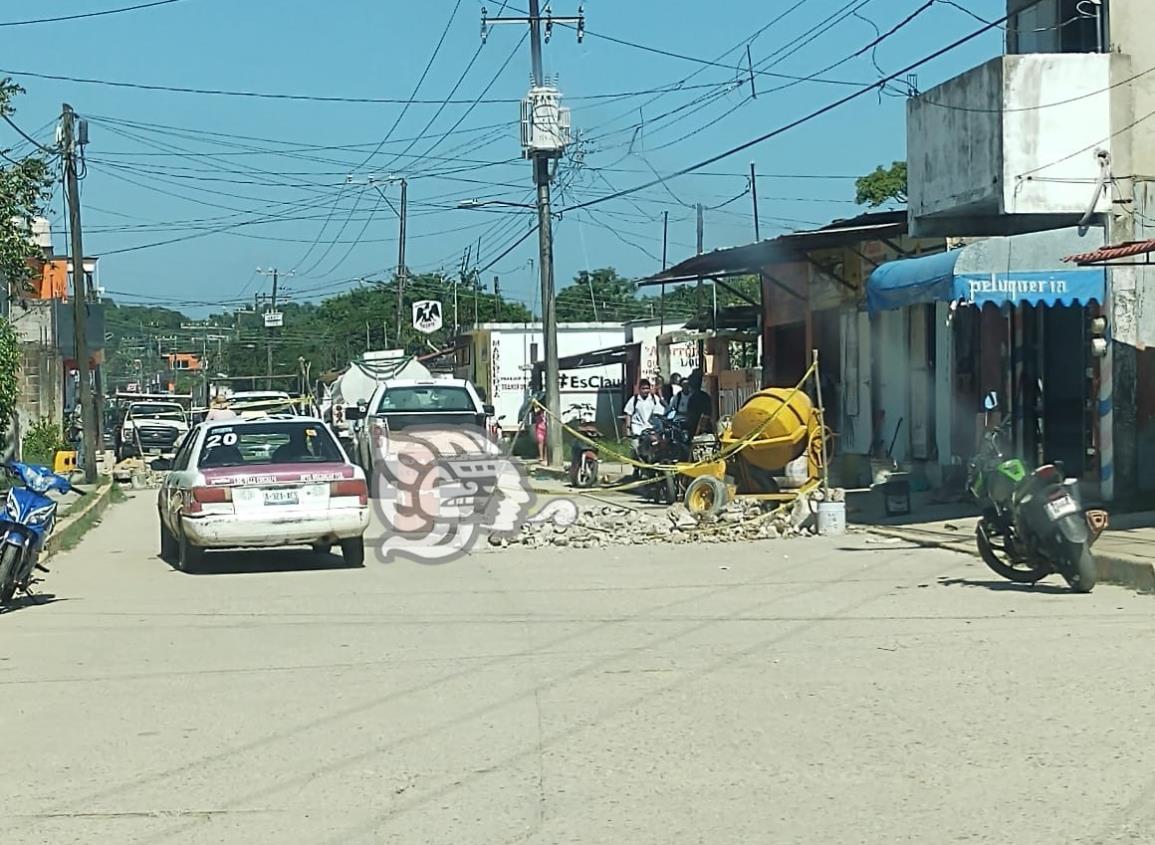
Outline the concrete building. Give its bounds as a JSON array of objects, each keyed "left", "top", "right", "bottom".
[{"left": 900, "top": 0, "right": 1152, "bottom": 499}]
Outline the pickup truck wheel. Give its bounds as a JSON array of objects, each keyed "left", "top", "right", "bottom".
[{"left": 340, "top": 537, "right": 366, "bottom": 567}]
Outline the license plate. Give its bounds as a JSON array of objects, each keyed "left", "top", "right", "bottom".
[
  {"left": 263, "top": 489, "right": 299, "bottom": 506},
  {"left": 1045, "top": 496, "right": 1078, "bottom": 520}
]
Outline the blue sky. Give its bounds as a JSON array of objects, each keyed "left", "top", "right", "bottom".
[{"left": 0, "top": 0, "right": 1009, "bottom": 316}]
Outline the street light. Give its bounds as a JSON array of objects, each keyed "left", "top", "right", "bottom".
[{"left": 457, "top": 198, "right": 537, "bottom": 210}]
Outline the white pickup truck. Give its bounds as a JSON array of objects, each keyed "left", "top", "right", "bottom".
[
  {"left": 118, "top": 401, "right": 190, "bottom": 461},
  {"left": 346, "top": 378, "right": 495, "bottom": 487}
]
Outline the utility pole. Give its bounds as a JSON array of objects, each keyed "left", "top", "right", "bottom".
[
  {"left": 396, "top": 178, "right": 407, "bottom": 351},
  {"left": 61, "top": 104, "right": 96, "bottom": 482},
  {"left": 257, "top": 268, "right": 288, "bottom": 388},
  {"left": 268, "top": 270, "right": 277, "bottom": 385},
  {"left": 482, "top": 0, "right": 583, "bottom": 466},
  {"left": 696, "top": 203, "right": 705, "bottom": 370},
  {"left": 660, "top": 211, "right": 668, "bottom": 332},
  {"left": 494, "top": 275, "right": 501, "bottom": 320},
  {"left": 750, "top": 161, "right": 761, "bottom": 242},
  {"left": 346, "top": 176, "right": 407, "bottom": 349}
]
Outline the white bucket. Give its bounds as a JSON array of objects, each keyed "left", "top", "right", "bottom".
[{"left": 817, "top": 501, "right": 846, "bottom": 536}]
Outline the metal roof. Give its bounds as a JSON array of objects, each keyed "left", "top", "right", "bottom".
[
  {"left": 1064, "top": 238, "right": 1155, "bottom": 266},
  {"left": 639, "top": 211, "right": 907, "bottom": 287}
]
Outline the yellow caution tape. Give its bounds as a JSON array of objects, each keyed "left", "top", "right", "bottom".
[{"left": 532, "top": 360, "right": 823, "bottom": 476}]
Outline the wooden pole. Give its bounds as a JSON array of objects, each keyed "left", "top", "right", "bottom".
[{"left": 812, "top": 349, "right": 831, "bottom": 496}]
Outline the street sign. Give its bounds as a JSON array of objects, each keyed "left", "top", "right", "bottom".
[
  {"left": 412, "top": 300, "right": 443, "bottom": 334},
  {"left": 263, "top": 311, "right": 283, "bottom": 328}
]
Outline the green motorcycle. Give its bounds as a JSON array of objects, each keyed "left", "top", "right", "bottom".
[{"left": 967, "top": 416, "right": 1103, "bottom": 593}]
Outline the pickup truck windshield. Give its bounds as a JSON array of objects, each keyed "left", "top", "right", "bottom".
[
  {"left": 376, "top": 385, "right": 475, "bottom": 413},
  {"left": 130, "top": 404, "right": 186, "bottom": 422}
]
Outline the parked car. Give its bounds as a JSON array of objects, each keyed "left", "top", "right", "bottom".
[
  {"left": 118, "top": 400, "right": 190, "bottom": 462},
  {"left": 155, "top": 416, "right": 370, "bottom": 572},
  {"left": 347, "top": 378, "right": 494, "bottom": 488}
]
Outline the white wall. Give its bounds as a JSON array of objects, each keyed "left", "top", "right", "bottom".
[
  {"left": 482, "top": 322, "right": 628, "bottom": 432},
  {"left": 907, "top": 57, "right": 1003, "bottom": 221},
  {"left": 874, "top": 309, "right": 911, "bottom": 464},
  {"left": 626, "top": 321, "right": 698, "bottom": 382},
  {"left": 908, "top": 53, "right": 1111, "bottom": 227},
  {"left": 1000, "top": 54, "right": 1112, "bottom": 214}
]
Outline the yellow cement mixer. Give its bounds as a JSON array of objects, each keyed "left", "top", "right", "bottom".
[{"left": 679, "top": 387, "right": 827, "bottom": 516}]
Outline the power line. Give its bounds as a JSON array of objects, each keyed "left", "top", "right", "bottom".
[
  {"left": 1, "top": 113, "right": 57, "bottom": 154},
  {"left": 0, "top": 66, "right": 730, "bottom": 105},
  {"left": 350, "top": 0, "right": 466, "bottom": 172},
  {"left": 403, "top": 31, "right": 527, "bottom": 176},
  {"left": 561, "top": 8, "right": 1014, "bottom": 214},
  {"left": 0, "top": 0, "right": 191, "bottom": 27}
]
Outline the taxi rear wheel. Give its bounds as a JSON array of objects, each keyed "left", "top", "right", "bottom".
[
  {"left": 177, "top": 526, "right": 206, "bottom": 574},
  {"left": 340, "top": 537, "right": 365, "bottom": 567},
  {"left": 158, "top": 516, "right": 178, "bottom": 561}
]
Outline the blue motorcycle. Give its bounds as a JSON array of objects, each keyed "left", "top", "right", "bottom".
[{"left": 0, "top": 462, "right": 86, "bottom": 604}]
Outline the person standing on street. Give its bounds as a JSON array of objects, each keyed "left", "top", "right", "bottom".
[
  {"left": 668, "top": 370, "right": 712, "bottom": 436},
  {"left": 622, "top": 379, "right": 665, "bottom": 454}
]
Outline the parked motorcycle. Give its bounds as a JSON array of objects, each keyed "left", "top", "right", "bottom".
[
  {"left": 967, "top": 414, "right": 1103, "bottom": 593},
  {"left": 636, "top": 414, "right": 692, "bottom": 504},
  {"left": 565, "top": 403, "right": 601, "bottom": 488},
  {"left": 0, "top": 462, "right": 86, "bottom": 604}
]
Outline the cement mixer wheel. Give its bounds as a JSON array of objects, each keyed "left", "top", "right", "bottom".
[{"left": 684, "top": 476, "right": 729, "bottom": 517}]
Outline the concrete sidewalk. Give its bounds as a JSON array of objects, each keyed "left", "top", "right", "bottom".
[{"left": 853, "top": 490, "right": 1155, "bottom": 593}]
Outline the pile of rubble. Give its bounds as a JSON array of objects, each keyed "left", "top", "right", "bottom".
[{"left": 493, "top": 488, "right": 847, "bottom": 551}]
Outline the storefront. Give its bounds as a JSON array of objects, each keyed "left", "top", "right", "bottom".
[{"left": 867, "top": 227, "right": 1106, "bottom": 484}]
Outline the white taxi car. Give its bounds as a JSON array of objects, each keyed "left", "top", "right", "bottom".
[{"left": 155, "top": 416, "right": 370, "bottom": 572}]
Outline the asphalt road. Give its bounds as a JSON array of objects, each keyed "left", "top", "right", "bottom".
[{"left": 3, "top": 491, "right": 1155, "bottom": 844}]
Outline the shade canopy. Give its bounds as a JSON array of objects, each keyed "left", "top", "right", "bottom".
[{"left": 867, "top": 227, "right": 1107, "bottom": 312}]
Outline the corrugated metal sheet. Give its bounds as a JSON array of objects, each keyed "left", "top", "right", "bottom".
[{"left": 1064, "top": 238, "right": 1155, "bottom": 265}]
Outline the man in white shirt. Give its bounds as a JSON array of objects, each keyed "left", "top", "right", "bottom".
[{"left": 622, "top": 379, "right": 665, "bottom": 441}]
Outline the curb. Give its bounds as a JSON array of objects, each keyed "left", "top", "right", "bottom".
[
  {"left": 43, "top": 477, "right": 115, "bottom": 561},
  {"left": 867, "top": 527, "right": 1155, "bottom": 594}
]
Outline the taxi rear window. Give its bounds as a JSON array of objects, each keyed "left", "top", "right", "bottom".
[{"left": 198, "top": 422, "right": 343, "bottom": 469}]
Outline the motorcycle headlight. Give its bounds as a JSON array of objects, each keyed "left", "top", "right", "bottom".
[
  {"left": 25, "top": 503, "right": 55, "bottom": 527},
  {"left": 4, "top": 494, "right": 18, "bottom": 521}
]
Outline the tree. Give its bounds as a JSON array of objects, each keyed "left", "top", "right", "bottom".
[
  {"left": 855, "top": 161, "right": 907, "bottom": 208},
  {"left": 556, "top": 268, "right": 639, "bottom": 322},
  {"left": 0, "top": 81, "right": 51, "bottom": 440}
]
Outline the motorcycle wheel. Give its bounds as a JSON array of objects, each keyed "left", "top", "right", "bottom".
[
  {"left": 0, "top": 544, "right": 21, "bottom": 604},
  {"left": 1063, "top": 545, "right": 1097, "bottom": 594},
  {"left": 576, "top": 459, "right": 598, "bottom": 489},
  {"left": 660, "top": 474, "right": 678, "bottom": 505},
  {"left": 975, "top": 521, "right": 1049, "bottom": 584}
]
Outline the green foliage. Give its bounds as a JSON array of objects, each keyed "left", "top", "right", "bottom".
[
  {"left": 0, "top": 82, "right": 50, "bottom": 437},
  {"left": 22, "top": 417, "right": 62, "bottom": 467},
  {"left": 0, "top": 80, "right": 51, "bottom": 297},
  {"left": 0, "top": 319, "right": 19, "bottom": 440},
  {"left": 202, "top": 272, "right": 532, "bottom": 382},
  {"left": 651, "top": 274, "right": 761, "bottom": 317},
  {"left": 855, "top": 161, "right": 907, "bottom": 208},
  {"left": 103, "top": 264, "right": 759, "bottom": 387},
  {"left": 557, "top": 268, "right": 640, "bottom": 322}
]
